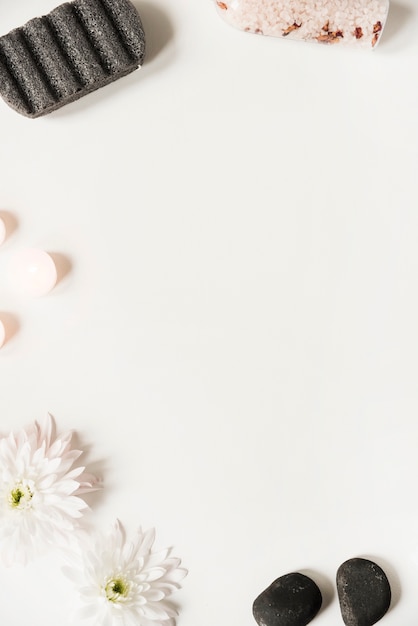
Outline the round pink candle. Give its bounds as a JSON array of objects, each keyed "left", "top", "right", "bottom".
[
  {"left": 0, "top": 217, "right": 6, "bottom": 245},
  {"left": 0, "top": 320, "right": 5, "bottom": 348},
  {"left": 11, "top": 249, "right": 57, "bottom": 297}
]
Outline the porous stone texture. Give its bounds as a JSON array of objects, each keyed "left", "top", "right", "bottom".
[
  {"left": 214, "top": 0, "right": 389, "bottom": 49},
  {"left": 0, "top": 0, "right": 146, "bottom": 117},
  {"left": 253, "top": 572, "right": 322, "bottom": 626},
  {"left": 337, "top": 558, "right": 391, "bottom": 626}
]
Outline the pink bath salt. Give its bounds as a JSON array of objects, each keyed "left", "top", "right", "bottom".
[{"left": 214, "top": 0, "right": 389, "bottom": 48}]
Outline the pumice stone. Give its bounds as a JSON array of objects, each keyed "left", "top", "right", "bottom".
[
  {"left": 0, "top": 0, "right": 146, "bottom": 118},
  {"left": 336, "top": 558, "right": 391, "bottom": 626},
  {"left": 214, "top": 0, "right": 389, "bottom": 49},
  {"left": 253, "top": 572, "right": 322, "bottom": 626}
]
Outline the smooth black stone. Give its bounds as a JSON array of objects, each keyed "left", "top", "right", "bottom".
[
  {"left": 337, "top": 558, "right": 391, "bottom": 626},
  {"left": 253, "top": 572, "right": 322, "bottom": 626}
]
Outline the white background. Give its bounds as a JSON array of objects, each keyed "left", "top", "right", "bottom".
[{"left": 0, "top": 0, "right": 417, "bottom": 624}]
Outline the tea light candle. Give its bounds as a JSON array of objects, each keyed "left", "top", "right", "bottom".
[
  {"left": 11, "top": 249, "right": 57, "bottom": 297},
  {"left": 0, "top": 217, "right": 6, "bottom": 245}
]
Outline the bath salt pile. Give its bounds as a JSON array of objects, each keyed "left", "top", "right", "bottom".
[{"left": 215, "top": 0, "right": 390, "bottom": 47}]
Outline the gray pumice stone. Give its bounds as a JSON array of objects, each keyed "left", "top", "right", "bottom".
[
  {"left": 0, "top": 0, "right": 145, "bottom": 117},
  {"left": 253, "top": 572, "right": 322, "bottom": 626},
  {"left": 337, "top": 558, "right": 391, "bottom": 626}
]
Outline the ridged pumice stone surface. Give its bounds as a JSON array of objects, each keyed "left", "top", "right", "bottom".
[{"left": 0, "top": 0, "right": 146, "bottom": 117}]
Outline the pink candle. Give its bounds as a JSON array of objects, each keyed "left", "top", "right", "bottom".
[
  {"left": 0, "top": 216, "right": 6, "bottom": 245},
  {"left": 0, "top": 320, "right": 5, "bottom": 348},
  {"left": 11, "top": 249, "right": 57, "bottom": 297}
]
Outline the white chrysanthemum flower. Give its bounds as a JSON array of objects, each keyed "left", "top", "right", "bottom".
[
  {"left": 0, "top": 414, "right": 97, "bottom": 565},
  {"left": 64, "top": 519, "right": 187, "bottom": 626}
]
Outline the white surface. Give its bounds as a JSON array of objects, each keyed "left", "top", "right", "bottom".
[{"left": 0, "top": 0, "right": 417, "bottom": 624}]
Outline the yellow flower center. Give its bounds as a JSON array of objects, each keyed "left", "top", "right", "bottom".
[
  {"left": 104, "top": 576, "right": 131, "bottom": 602},
  {"left": 8, "top": 482, "right": 34, "bottom": 510}
]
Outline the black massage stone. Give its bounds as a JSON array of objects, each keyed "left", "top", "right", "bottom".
[
  {"left": 253, "top": 572, "right": 323, "bottom": 626},
  {"left": 337, "top": 558, "right": 391, "bottom": 626},
  {"left": 0, "top": 0, "right": 145, "bottom": 117}
]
